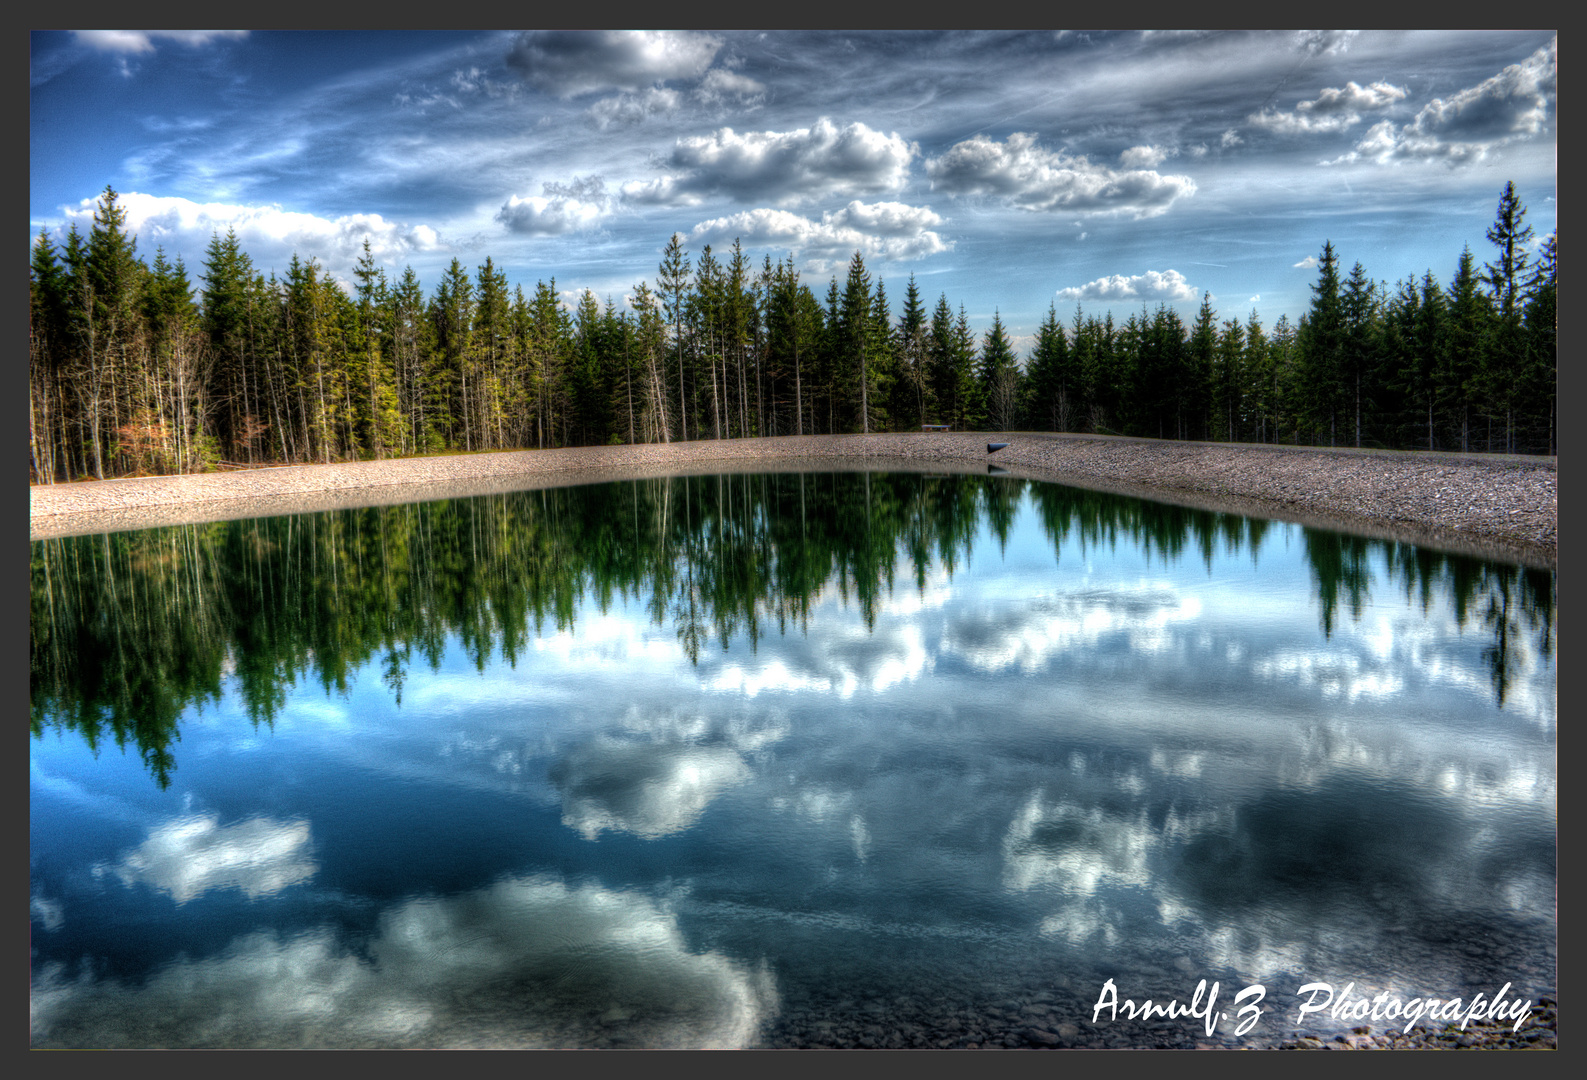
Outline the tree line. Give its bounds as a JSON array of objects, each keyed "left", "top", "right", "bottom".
[{"left": 29, "top": 183, "right": 1556, "bottom": 483}]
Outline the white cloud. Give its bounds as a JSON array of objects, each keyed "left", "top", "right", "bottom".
[
  {"left": 1057, "top": 269, "right": 1199, "bottom": 303},
  {"left": 446, "top": 66, "right": 519, "bottom": 102},
  {"left": 73, "top": 30, "right": 247, "bottom": 54},
  {"left": 688, "top": 200, "right": 949, "bottom": 264},
  {"left": 104, "top": 814, "right": 316, "bottom": 904},
  {"left": 497, "top": 176, "right": 612, "bottom": 235},
  {"left": 644, "top": 118, "right": 916, "bottom": 207},
  {"left": 1248, "top": 81, "right": 1409, "bottom": 134},
  {"left": 1330, "top": 37, "right": 1555, "bottom": 166},
  {"left": 587, "top": 87, "right": 682, "bottom": 128},
  {"left": 1293, "top": 255, "right": 1319, "bottom": 268},
  {"left": 58, "top": 192, "right": 443, "bottom": 275},
  {"left": 1119, "top": 145, "right": 1172, "bottom": 168},
  {"left": 497, "top": 195, "right": 606, "bottom": 235},
  {"left": 925, "top": 133, "right": 1195, "bottom": 219},
  {"left": 1294, "top": 30, "right": 1360, "bottom": 57},
  {"left": 619, "top": 176, "right": 701, "bottom": 208},
  {"left": 826, "top": 199, "right": 943, "bottom": 235},
  {"left": 507, "top": 30, "right": 722, "bottom": 98},
  {"left": 694, "top": 68, "right": 767, "bottom": 109},
  {"left": 1220, "top": 129, "right": 1243, "bottom": 148}
]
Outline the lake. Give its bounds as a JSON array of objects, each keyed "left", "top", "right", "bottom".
[{"left": 30, "top": 470, "right": 1557, "bottom": 1048}]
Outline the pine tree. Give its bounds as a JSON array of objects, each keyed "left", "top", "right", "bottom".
[
  {"left": 1267, "top": 315, "right": 1298, "bottom": 444},
  {"left": 1023, "top": 303, "right": 1072, "bottom": 431},
  {"left": 868, "top": 275, "right": 897, "bottom": 432},
  {"left": 1339, "top": 260, "right": 1380, "bottom": 448},
  {"left": 1243, "top": 310, "right": 1270, "bottom": 444},
  {"left": 978, "top": 311, "right": 1020, "bottom": 431},
  {"left": 657, "top": 233, "right": 692, "bottom": 441},
  {"left": 1481, "top": 182, "right": 1535, "bottom": 452},
  {"left": 631, "top": 280, "right": 672, "bottom": 443},
  {"left": 1215, "top": 315, "right": 1246, "bottom": 442},
  {"left": 472, "top": 256, "right": 511, "bottom": 449},
  {"left": 840, "top": 251, "right": 873, "bottom": 434},
  {"left": 1298, "top": 242, "right": 1345, "bottom": 445},
  {"left": 30, "top": 231, "right": 71, "bottom": 482},
  {"left": 1443, "top": 246, "right": 1491, "bottom": 452},
  {"left": 83, "top": 187, "right": 145, "bottom": 478},
  {"left": 1522, "top": 230, "right": 1556, "bottom": 454},
  {"left": 430, "top": 258, "right": 475, "bottom": 451},
  {"left": 892, "top": 274, "right": 930, "bottom": 430},
  {"left": 1187, "top": 292, "right": 1218, "bottom": 441},
  {"left": 927, "top": 293, "right": 957, "bottom": 427},
  {"left": 951, "top": 305, "right": 980, "bottom": 430}
]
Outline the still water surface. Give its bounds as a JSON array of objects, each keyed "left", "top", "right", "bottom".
[{"left": 30, "top": 472, "right": 1556, "bottom": 1048}]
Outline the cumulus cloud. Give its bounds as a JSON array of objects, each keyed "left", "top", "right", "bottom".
[
  {"left": 73, "top": 30, "right": 248, "bottom": 53},
  {"left": 1220, "top": 129, "right": 1243, "bottom": 149},
  {"left": 688, "top": 200, "right": 949, "bottom": 264},
  {"left": 497, "top": 176, "right": 612, "bottom": 235},
  {"left": 1293, "top": 255, "right": 1319, "bottom": 268},
  {"left": 1248, "top": 81, "right": 1409, "bottom": 134},
  {"left": 639, "top": 118, "right": 916, "bottom": 207},
  {"left": 1056, "top": 269, "right": 1199, "bottom": 303},
  {"left": 618, "top": 176, "right": 701, "bottom": 208},
  {"left": 925, "top": 133, "right": 1195, "bottom": 219},
  {"left": 1329, "top": 37, "right": 1555, "bottom": 166},
  {"left": 507, "top": 30, "right": 721, "bottom": 98},
  {"left": 58, "top": 191, "right": 442, "bottom": 272}
]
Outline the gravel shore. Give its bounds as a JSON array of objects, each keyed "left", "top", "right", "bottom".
[{"left": 30, "top": 432, "right": 1556, "bottom": 567}]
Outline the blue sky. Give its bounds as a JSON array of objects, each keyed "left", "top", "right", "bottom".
[{"left": 29, "top": 29, "right": 1556, "bottom": 356}]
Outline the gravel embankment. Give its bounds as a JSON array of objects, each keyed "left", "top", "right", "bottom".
[{"left": 30, "top": 432, "right": 1555, "bottom": 566}]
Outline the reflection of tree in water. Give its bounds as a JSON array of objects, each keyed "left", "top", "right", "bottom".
[
  {"left": 31, "top": 473, "right": 1554, "bottom": 785},
  {"left": 1304, "top": 531, "right": 1375, "bottom": 639},
  {"left": 1313, "top": 537, "right": 1557, "bottom": 709}
]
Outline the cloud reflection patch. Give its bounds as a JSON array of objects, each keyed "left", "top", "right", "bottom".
[
  {"left": 104, "top": 814, "right": 317, "bottom": 904},
  {"left": 550, "top": 739, "right": 751, "bottom": 840},
  {"left": 32, "top": 874, "right": 775, "bottom": 1048}
]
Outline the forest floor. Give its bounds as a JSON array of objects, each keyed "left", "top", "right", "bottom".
[{"left": 29, "top": 432, "right": 1556, "bottom": 567}]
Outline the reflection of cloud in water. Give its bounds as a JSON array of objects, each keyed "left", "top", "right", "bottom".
[
  {"left": 946, "top": 584, "right": 1201, "bottom": 671},
  {"left": 709, "top": 622, "right": 931, "bottom": 699},
  {"left": 1001, "top": 764, "right": 1554, "bottom": 993},
  {"left": 103, "top": 814, "right": 316, "bottom": 904},
  {"left": 551, "top": 740, "right": 751, "bottom": 840},
  {"left": 31, "top": 875, "right": 776, "bottom": 1048},
  {"left": 1005, "top": 794, "right": 1232, "bottom": 903},
  {"left": 31, "top": 894, "right": 64, "bottom": 932},
  {"left": 1255, "top": 648, "right": 1404, "bottom": 701}
]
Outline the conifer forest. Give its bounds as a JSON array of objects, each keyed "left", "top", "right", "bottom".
[{"left": 29, "top": 182, "right": 1556, "bottom": 485}]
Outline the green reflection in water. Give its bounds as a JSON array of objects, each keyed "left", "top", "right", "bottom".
[{"left": 30, "top": 472, "right": 1554, "bottom": 788}]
